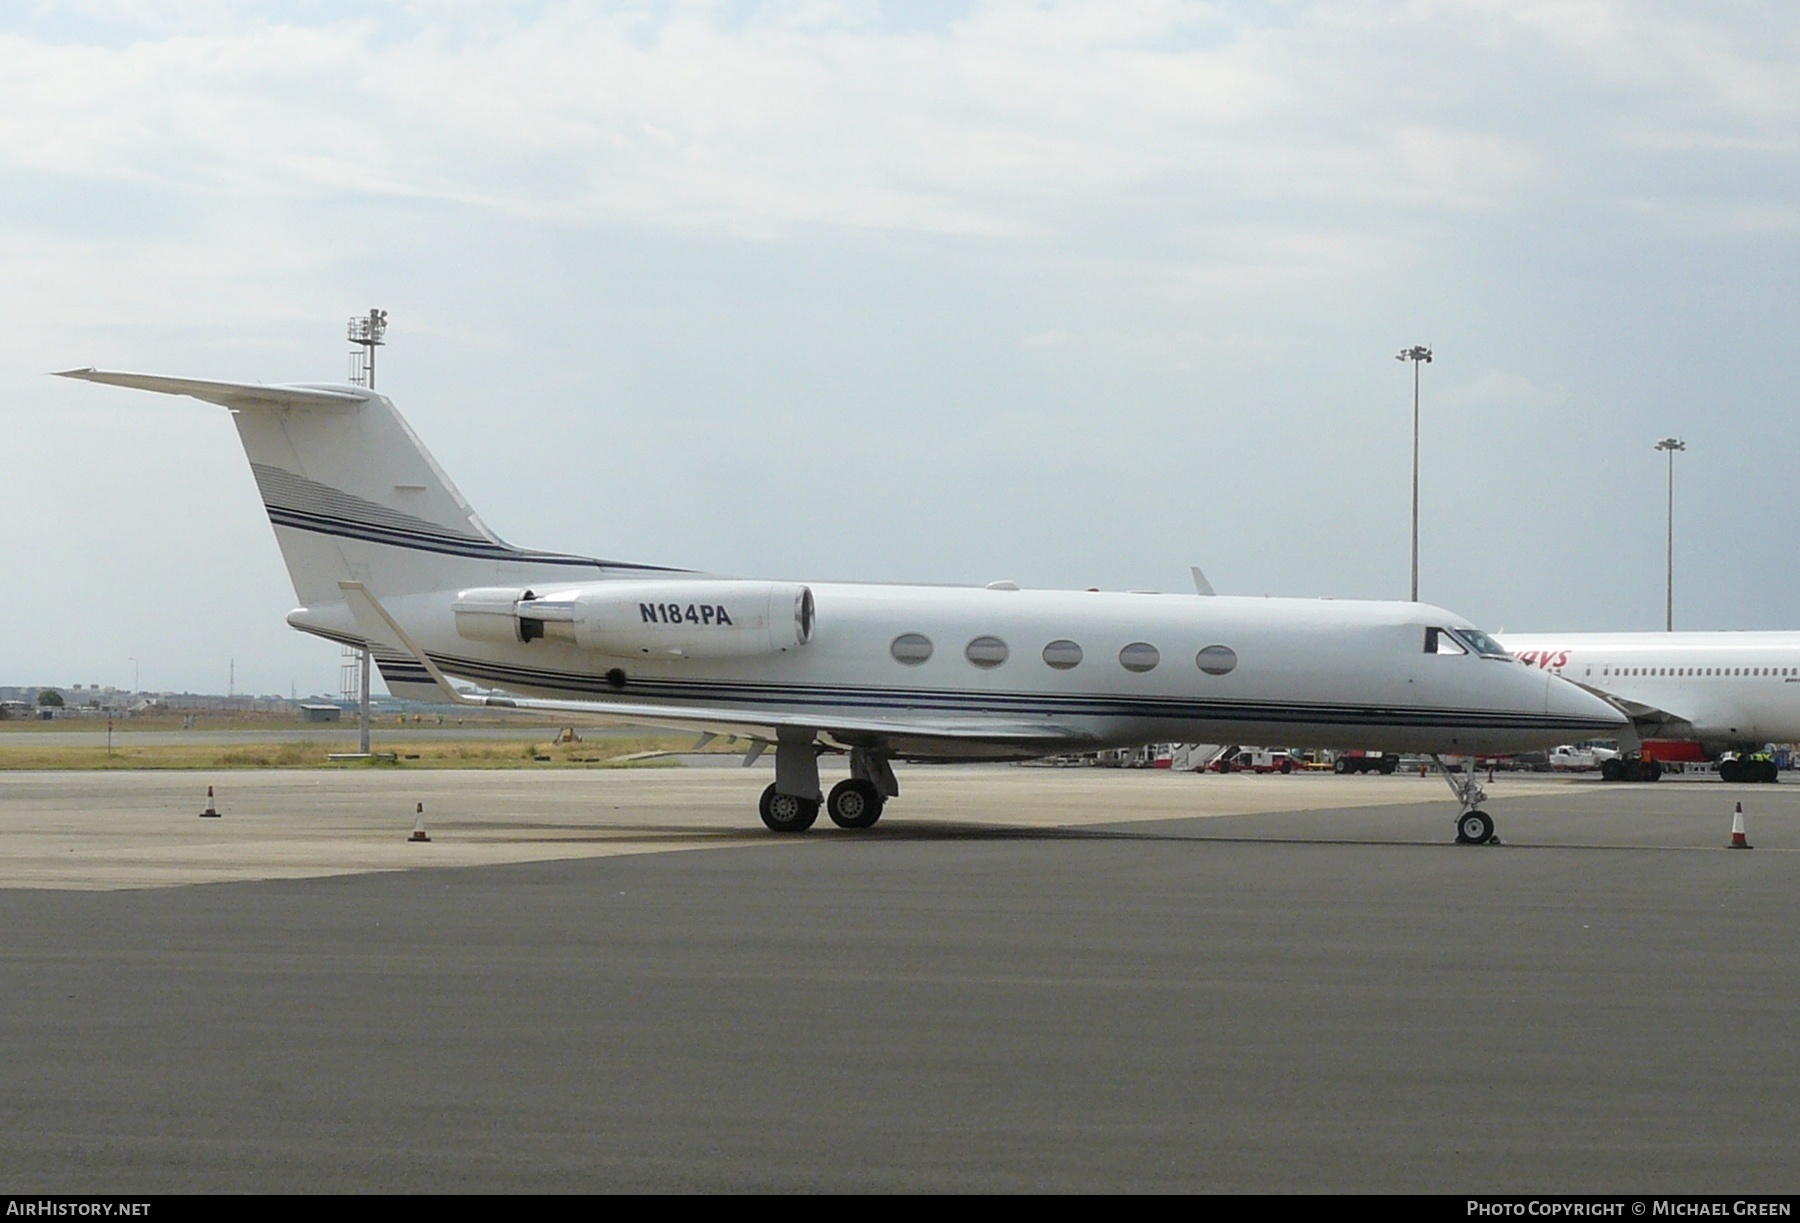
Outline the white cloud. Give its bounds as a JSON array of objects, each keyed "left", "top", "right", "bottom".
[{"left": 6, "top": 2, "right": 1800, "bottom": 689}]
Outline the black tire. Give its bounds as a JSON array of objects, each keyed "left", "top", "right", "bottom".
[
  {"left": 1760, "top": 760, "right": 1780, "bottom": 784},
  {"left": 826, "top": 778, "right": 884, "bottom": 829},
  {"left": 1334, "top": 758, "right": 1352, "bottom": 775},
  {"left": 1279, "top": 759, "right": 1294, "bottom": 775},
  {"left": 1643, "top": 760, "right": 1663, "bottom": 782},
  {"left": 1720, "top": 759, "right": 1742, "bottom": 783},
  {"left": 1600, "top": 758, "right": 1622, "bottom": 782},
  {"left": 1379, "top": 758, "right": 1397, "bottom": 775},
  {"left": 759, "top": 783, "right": 819, "bottom": 833},
  {"left": 1455, "top": 810, "right": 1496, "bottom": 845}
]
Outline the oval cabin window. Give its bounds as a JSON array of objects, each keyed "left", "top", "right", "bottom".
[
  {"left": 890, "top": 633, "right": 933, "bottom": 665},
  {"left": 965, "top": 636, "right": 1010, "bottom": 668},
  {"left": 1042, "top": 640, "right": 1083, "bottom": 670},
  {"left": 1119, "top": 642, "right": 1160, "bottom": 673},
  {"left": 1196, "top": 645, "right": 1238, "bottom": 676}
]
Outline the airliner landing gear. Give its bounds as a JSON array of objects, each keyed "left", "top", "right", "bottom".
[
  {"left": 826, "top": 779, "right": 884, "bottom": 829},
  {"left": 1433, "top": 754, "right": 1499, "bottom": 845},
  {"left": 1600, "top": 756, "right": 1663, "bottom": 782}
]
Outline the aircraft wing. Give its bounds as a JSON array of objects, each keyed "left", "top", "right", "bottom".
[
  {"left": 339, "top": 583, "right": 1091, "bottom": 752},
  {"left": 56, "top": 368, "right": 365, "bottom": 411},
  {"left": 1567, "top": 680, "right": 1695, "bottom": 743}
]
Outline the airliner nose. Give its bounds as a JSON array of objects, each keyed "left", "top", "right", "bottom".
[{"left": 1545, "top": 672, "right": 1629, "bottom": 731}]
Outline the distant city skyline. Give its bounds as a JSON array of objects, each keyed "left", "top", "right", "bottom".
[{"left": 4, "top": 3, "right": 1798, "bottom": 693}]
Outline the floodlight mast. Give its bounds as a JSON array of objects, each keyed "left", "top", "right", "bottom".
[
  {"left": 347, "top": 308, "right": 387, "bottom": 389},
  {"left": 1396, "top": 345, "right": 1433, "bottom": 602},
  {"left": 1655, "top": 437, "right": 1686, "bottom": 632},
  {"left": 344, "top": 307, "right": 388, "bottom": 751}
]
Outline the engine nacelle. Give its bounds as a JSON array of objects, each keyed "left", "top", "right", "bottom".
[{"left": 453, "top": 581, "right": 815, "bottom": 659}]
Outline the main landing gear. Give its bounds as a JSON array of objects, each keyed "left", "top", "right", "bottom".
[
  {"left": 757, "top": 735, "right": 897, "bottom": 833},
  {"left": 1432, "top": 754, "right": 1499, "bottom": 845}
]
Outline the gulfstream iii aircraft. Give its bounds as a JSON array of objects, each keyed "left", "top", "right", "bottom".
[
  {"left": 59, "top": 368, "right": 1625, "bottom": 844},
  {"left": 1499, "top": 631, "right": 1800, "bottom": 782}
]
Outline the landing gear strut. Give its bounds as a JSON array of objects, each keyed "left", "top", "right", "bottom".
[
  {"left": 759, "top": 727, "right": 823, "bottom": 833},
  {"left": 1433, "top": 754, "right": 1499, "bottom": 845}
]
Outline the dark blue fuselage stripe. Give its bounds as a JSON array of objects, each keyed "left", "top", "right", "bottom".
[
  {"left": 428, "top": 652, "right": 1617, "bottom": 731},
  {"left": 266, "top": 506, "right": 682, "bottom": 571}
]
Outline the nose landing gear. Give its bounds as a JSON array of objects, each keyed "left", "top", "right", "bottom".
[{"left": 1434, "top": 754, "right": 1500, "bottom": 845}]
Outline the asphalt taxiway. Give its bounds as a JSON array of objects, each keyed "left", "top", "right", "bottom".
[{"left": 1, "top": 768, "right": 1794, "bottom": 1191}]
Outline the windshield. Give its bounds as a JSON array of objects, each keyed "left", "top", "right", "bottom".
[{"left": 1450, "top": 627, "right": 1512, "bottom": 659}]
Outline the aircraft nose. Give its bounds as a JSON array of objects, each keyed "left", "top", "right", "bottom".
[{"left": 1545, "top": 672, "right": 1629, "bottom": 731}]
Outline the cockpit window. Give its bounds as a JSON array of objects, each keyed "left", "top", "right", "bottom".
[
  {"left": 1450, "top": 627, "right": 1512, "bottom": 658},
  {"left": 1424, "top": 627, "right": 1466, "bottom": 655}
]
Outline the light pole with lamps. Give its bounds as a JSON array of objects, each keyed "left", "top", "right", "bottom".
[
  {"left": 1655, "top": 437, "right": 1685, "bottom": 631},
  {"left": 1396, "top": 346, "right": 1433, "bottom": 601}
]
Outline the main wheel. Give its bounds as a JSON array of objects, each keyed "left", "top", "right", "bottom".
[
  {"left": 1720, "top": 759, "right": 1743, "bottom": 783},
  {"left": 1643, "top": 760, "right": 1663, "bottom": 782},
  {"left": 826, "top": 778, "right": 885, "bottom": 829},
  {"left": 1379, "top": 758, "right": 1397, "bottom": 775},
  {"left": 759, "top": 783, "right": 819, "bottom": 833},
  {"left": 1600, "top": 758, "right": 1623, "bottom": 782},
  {"left": 1455, "top": 810, "right": 1496, "bottom": 845}
]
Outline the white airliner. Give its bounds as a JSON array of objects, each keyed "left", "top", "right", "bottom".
[
  {"left": 58, "top": 369, "right": 1625, "bottom": 843},
  {"left": 1498, "top": 632, "right": 1800, "bottom": 782}
]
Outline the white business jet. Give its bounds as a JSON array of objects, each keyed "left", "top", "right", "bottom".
[
  {"left": 58, "top": 369, "right": 1625, "bottom": 844},
  {"left": 1498, "top": 632, "right": 1800, "bottom": 782}
]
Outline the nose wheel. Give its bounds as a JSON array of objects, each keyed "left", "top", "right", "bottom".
[{"left": 1455, "top": 810, "right": 1496, "bottom": 845}]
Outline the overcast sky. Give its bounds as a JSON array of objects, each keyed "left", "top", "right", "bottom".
[{"left": 4, "top": 1, "right": 1798, "bottom": 697}]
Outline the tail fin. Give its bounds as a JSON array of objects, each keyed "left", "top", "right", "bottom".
[{"left": 57, "top": 369, "right": 664, "bottom": 607}]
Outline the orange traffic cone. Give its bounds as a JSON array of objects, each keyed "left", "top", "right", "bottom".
[
  {"left": 409, "top": 802, "right": 431, "bottom": 843},
  {"left": 1729, "top": 802, "right": 1753, "bottom": 850},
  {"left": 199, "top": 785, "right": 220, "bottom": 818}
]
